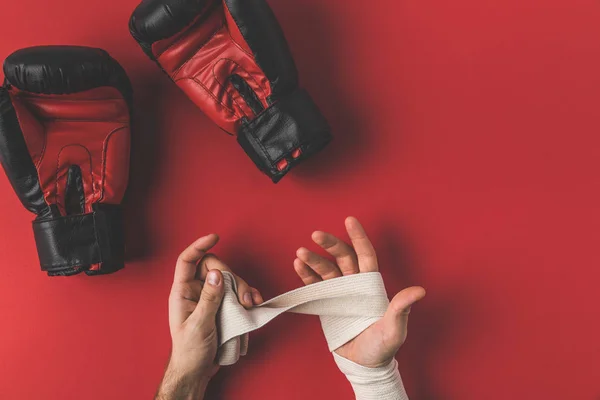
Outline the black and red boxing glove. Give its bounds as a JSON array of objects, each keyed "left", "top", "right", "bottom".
[
  {"left": 129, "top": 0, "right": 331, "bottom": 183},
  {"left": 0, "top": 46, "right": 132, "bottom": 276}
]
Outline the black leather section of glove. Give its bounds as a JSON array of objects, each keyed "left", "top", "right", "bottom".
[
  {"left": 3, "top": 46, "right": 133, "bottom": 106},
  {"left": 33, "top": 204, "right": 125, "bottom": 276},
  {"left": 224, "top": 0, "right": 298, "bottom": 98},
  {"left": 84, "top": 204, "right": 125, "bottom": 276},
  {"left": 0, "top": 87, "right": 51, "bottom": 217},
  {"left": 230, "top": 74, "right": 265, "bottom": 115},
  {"left": 237, "top": 89, "right": 331, "bottom": 183},
  {"left": 129, "top": 0, "right": 214, "bottom": 58}
]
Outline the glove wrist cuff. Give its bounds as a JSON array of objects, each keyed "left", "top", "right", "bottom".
[
  {"left": 32, "top": 204, "right": 125, "bottom": 276},
  {"left": 237, "top": 89, "right": 332, "bottom": 183}
]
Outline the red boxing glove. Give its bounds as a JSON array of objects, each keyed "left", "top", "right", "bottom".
[
  {"left": 0, "top": 46, "right": 132, "bottom": 276},
  {"left": 130, "top": 0, "right": 331, "bottom": 183}
]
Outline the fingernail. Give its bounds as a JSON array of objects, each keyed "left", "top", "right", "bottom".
[
  {"left": 207, "top": 271, "right": 221, "bottom": 286},
  {"left": 244, "top": 293, "right": 252, "bottom": 305}
]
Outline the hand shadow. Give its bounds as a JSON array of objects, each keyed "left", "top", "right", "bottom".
[
  {"left": 377, "top": 222, "right": 488, "bottom": 400},
  {"left": 206, "top": 314, "right": 320, "bottom": 399},
  {"left": 122, "top": 70, "right": 172, "bottom": 263},
  {"left": 269, "top": 1, "right": 370, "bottom": 185}
]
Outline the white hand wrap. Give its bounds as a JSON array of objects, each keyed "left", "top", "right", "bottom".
[
  {"left": 216, "top": 271, "right": 408, "bottom": 399},
  {"left": 333, "top": 353, "right": 408, "bottom": 400}
]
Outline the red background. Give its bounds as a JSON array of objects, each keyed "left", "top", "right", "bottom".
[{"left": 0, "top": 0, "right": 599, "bottom": 399}]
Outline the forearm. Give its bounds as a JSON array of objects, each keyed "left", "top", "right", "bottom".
[{"left": 155, "top": 361, "right": 210, "bottom": 400}]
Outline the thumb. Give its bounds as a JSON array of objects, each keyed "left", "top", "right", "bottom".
[
  {"left": 381, "top": 286, "right": 426, "bottom": 346},
  {"left": 190, "top": 270, "right": 225, "bottom": 328}
]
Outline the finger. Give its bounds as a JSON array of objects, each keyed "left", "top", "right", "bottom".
[
  {"left": 293, "top": 258, "right": 322, "bottom": 285},
  {"left": 296, "top": 247, "right": 342, "bottom": 280},
  {"left": 312, "top": 231, "right": 359, "bottom": 275},
  {"left": 197, "top": 253, "right": 231, "bottom": 279},
  {"left": 200, "top": 254, "right": 254, "bottom": 308},
  {"left": 174, "top": 234, "right": 219, "bottom": 284},
  {"left": 171, "top": 280, "right": 203, "bottom": 303},
  {"left": 168, "top": 280, "right": 203, "bottom": 328},
  {"left": 345, "top": 217, "right": 379, "bottom": 272},
  {"left": 251, "top": 288, "right": 264, "bottom": 305},
  {"left": 190, "top": 270, "right": 225, "bottom": 328},
  {"left": 381, "top": 286, "right": 426, "bottom": 347}
]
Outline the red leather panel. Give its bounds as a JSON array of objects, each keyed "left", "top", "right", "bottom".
[
  {"left": 9, "top": 95, "right": 45, "bottom": 166},
  {"left": 9, "top": 87, "right": 130, "bottom": 216},
  {"left": 13, "top": 87, "right": 129, "bottom": 122},
  {"left": 153, "top": 6, "right": 224, "bottom": 75},
  {"left": 150, "top": 0, "right": 218, "bottom": 59},
  {"left": 101, "top": 126, "right": 130, "bottom": 204},
  {"left": 155, "top": 4, "right": 272, "bottom": 134}
]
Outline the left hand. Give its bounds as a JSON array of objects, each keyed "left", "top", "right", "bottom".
[{"left": 293, "top": 217, "right": 426, "bottom": 368}]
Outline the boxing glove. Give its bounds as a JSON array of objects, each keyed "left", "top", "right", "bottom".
[
  {"left": 0, "top": 46, "right": 133, "bottom": 276},
  {"left": 129, "top": 0, "right": 331, "bottom": 183}
]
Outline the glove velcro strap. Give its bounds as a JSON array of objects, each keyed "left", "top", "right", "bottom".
[
  {"left": 32, "top": 204, "right": 124, "bottom": 276},
  {"left": 237, "top": 89, "right": 332, "bottom": 183}
]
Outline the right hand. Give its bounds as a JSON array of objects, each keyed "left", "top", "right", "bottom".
[{"left": 156, "top": 234, "right": 263, "bottom": 400}]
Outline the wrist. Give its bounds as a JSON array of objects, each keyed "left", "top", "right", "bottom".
[
  {"left": 155, "top": 361, "right": 211, "bottom": 400},
  {"left": 333, "top": 353, "right": 408, "bottom": 400}
]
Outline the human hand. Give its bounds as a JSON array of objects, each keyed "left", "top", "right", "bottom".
[
  {"left": 293, "top": 217, "right": 425, "bottom": 368},
  {"left": 156, "top": 234, "right": 263, "bottom": 400}
]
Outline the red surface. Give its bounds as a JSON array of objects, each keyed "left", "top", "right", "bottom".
[{"left": 0, "top": 0, "right": 599, "bottom": 399}]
